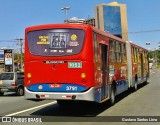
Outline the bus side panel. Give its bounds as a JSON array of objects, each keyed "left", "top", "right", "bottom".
[{"left": 110, "top": 62, "right": 128, "bottom": 95}]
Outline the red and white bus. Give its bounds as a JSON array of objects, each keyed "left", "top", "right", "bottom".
[{"left": 24, "top": 24, "right": 149, "bottom": 104}]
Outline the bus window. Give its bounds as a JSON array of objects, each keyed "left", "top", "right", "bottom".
[
  {"left": 27, "top": 29, "right": 85, "bottom": 56},
  {"left": 93, "top": 33, "right": 98, "bottom": 62},
  {"left": 110, "top": 39, "right": 116, "bottom": 62},
  {"left": 121, "top": 44, "right": 126, "bottom": 62},
  {"left": 115, "top": 42, "right": 121, "bottom": 62}
]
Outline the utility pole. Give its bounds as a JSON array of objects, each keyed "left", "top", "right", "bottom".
[{"left": 15, "top": 38, "right": 23, "bottom": 69}]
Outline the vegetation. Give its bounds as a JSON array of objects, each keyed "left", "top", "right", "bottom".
[
  {"left": 148, "top": 50, "right": 160, "bottom": 63},
  {"left": 156, "top": 65, "right": 160, "bottom": 68}
]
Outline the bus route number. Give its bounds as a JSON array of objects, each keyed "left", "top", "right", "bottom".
[{"left": 66, "top": 86, "right": 77, "bottom": 91}]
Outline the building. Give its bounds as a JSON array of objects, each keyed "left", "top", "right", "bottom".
[
  {"left": 95, "top": 2, "right": 128, "bottom": 41},
  {"left": 65, "top": 17, "right": 96, "bottom": 27},
  {"left": 0, "top": 51, "right": 4, "bottom": 64}
]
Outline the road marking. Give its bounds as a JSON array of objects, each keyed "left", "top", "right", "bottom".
[{"left": 5, "top": 101, "right": 57, "bottom": 116}]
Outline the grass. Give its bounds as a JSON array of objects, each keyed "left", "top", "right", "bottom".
[{"left": 156, "top": 65, "right": 160, "bottom": 68}]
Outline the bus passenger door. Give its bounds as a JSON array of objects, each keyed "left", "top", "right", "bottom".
[{"left": 100, "top": 44, "right": 109, "bottom": 100}]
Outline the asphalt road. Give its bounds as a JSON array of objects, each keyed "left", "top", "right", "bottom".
[
  {"left": 0, "top": 93, "right": 54, "bottom": 116},
  {"left": 0, "top": 68, "right": 160, "bottom": 125}
]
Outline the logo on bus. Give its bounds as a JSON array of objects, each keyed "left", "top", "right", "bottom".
[{"left": 71, "top": 34, "right": 77, "bottom": 41}]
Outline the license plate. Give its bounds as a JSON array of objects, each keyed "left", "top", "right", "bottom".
[
  {"left": 68, "top": 62, "right": 82, "bottom": 68},
  {"left": 1, "top": 89, "right": 8, "bottom": 91},
  {"left": 50, "top": 84, "right": 62, "bottom": 88}
]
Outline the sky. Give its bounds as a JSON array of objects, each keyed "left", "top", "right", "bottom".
[{"left": 0, "top": 0, "right": 160, "bottom": 51}]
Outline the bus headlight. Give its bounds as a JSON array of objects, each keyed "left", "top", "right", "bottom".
[
  {"left": 81, "top": 73, "right": 86, "bottom": 79},
  {"left": 27, "top": 73, "right": 32, "bottom": 78}
]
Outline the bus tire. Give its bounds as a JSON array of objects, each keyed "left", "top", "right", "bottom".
[
  {"left": 145, "top": 74, "right": 149, "bottom": 84},
  {"left": 110, "top": 85, "right": 116, "bottom": 105},
  {"left": 0, "top": 92, "right": 4, "bottom": 96},
  {"left": 134, "top": 79, "right": 138, "bottom": 91}
]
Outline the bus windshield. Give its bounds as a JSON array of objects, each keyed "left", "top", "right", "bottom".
[{"left": 27, "top": 29, "right": 85, "bottom": 56}]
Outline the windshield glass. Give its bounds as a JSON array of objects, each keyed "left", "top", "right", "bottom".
[
  {"left": 0, "top": 73, "right": 14, "bottom": 80},
  {"left": 27, "top": 29, "right": 85, "bottom": 56}
]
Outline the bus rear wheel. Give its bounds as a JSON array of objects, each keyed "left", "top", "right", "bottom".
[
  {"left": 134, "top": 80, "right": 138, "bottom": 91},
  {"left": 110, "top": 85, "right": 116, "bottom": 105},
  {"left": 0, "top": 92, "right": 4, "bottom": 96}
]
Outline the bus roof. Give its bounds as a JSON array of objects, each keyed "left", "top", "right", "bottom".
[
  {"left": 25, "top": 23, "right": 89, "bottom": 32},
  {"left": 129, "top": 41, "right": 148, "bottom": 51},
  {"left": 25, "top": 23, "right": 125, "bottom": 43},
  {"left": 25, "top": 23, "right": 148, "bottom": 51},
  {"left": 92, "top": 26, "right": 125, "bottom": 43}
]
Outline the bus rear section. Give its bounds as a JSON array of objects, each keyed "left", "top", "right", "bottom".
[
  {"left": 25, "top": 25, "right": 100, "bottom": 102},
  {"left": 126, "top": 41, "right": 149, "bottom": 90}
]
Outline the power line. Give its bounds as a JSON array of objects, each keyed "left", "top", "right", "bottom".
[
  {"left": 0, "top": 29, "right": 160, "bottom": 42},
  {"left": 0, "top": 40, "right": 16, "bottom": 42},
  {"left": 107, "top": 29, "right": 160, "bottom": 35},
  {"left": 127, "top": 29, "right": 160, "bottom": 34}
]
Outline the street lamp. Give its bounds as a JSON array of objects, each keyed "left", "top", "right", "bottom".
[
  {"left": 145, "top": 42, "right": 151, "bottom": 45},
  {"left": 61, "top": 6, "right": 70, "bottom": 22}
]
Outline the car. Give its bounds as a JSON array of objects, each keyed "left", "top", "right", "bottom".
[{"left": 0, "top": 72, "right": 24, "bottom": 96}]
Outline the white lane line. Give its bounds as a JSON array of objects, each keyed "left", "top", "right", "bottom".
[{"left": 5, "top": 101, "right": 57, "bottom": 116}]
